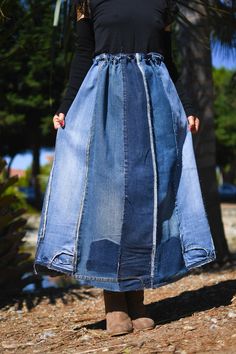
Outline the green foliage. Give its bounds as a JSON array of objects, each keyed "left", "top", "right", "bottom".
[
  {"left": 0, "top": 157, "right": 33, "bottom": 296},
  {"left": 0, "top": 0, "right": 74, "bottom": 199},
  {"left": 1, "top": 1, "right": 59, "bottom": 154},
  {"left": 0, "top": 0, "right": 74, "bottom": 207},
  {"left": 213, "top": 67, "right": 236, "bottom": 182}
]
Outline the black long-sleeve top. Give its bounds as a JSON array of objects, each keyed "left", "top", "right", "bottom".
[{"left": 57, "top": 0, "right": 198, "bottom": 118}]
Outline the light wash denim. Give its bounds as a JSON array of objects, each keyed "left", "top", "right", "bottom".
[{"left": 34, "top": 52, "right": 216, "bottom": 291}]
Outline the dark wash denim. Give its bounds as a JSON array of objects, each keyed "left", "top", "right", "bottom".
[{"left": 34, "top": 52, "right": 216, "bottom": 291}]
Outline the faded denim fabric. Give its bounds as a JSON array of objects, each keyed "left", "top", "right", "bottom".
[{"left": 34, "top": 52, "right": 216, "bottom": 291}]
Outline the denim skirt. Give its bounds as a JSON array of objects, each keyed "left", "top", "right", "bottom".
[{"left": 34, "top": 52, "right": 216, "bottom": 291}]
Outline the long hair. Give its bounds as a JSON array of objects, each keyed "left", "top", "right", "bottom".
[
  {"left": 73, "top": 0, "right": 91, "bottom": 21},
  {"left": 165, "top": 0, "right": 180, "bottom": 25}
]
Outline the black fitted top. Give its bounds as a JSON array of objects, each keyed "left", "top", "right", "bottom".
[{"left": 57, "top": 0, "right": 198, "bottom": 117}]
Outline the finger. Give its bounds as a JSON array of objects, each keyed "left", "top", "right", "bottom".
[
  {"left": 187, "top": 116, "right": 195, "bottom": 127},
  {"left": 58, "top": 113, "right": 65, "bottom": 126},
  {"left": 58, "top": 113, "right": 65, "bottom": 121},
  {"left": 195, "top": 118, "right": 200, "bottom": 131},
  {"left": 53, "top": 118, "right": 61, "bottom": 127},
  {"left": 54, "top": 122, "right": 61, "bottom": 129},
  {"left": 53, "top": 115, "right": 60, "bottom": 122},
  {"left": 53, "top": 118, "right": 60, "bottom": 127},
  {"left": 53, "top": 116, "right": 59, "bottom": 121},
  {"left": 53, "top": 115, "right": 64, "bottom": 127},
  {"left": 192, "top": 118, "right": 200, "bottom": 134},
  {"left": 188, "top": 116, "right": 200, "bottom": 134}
]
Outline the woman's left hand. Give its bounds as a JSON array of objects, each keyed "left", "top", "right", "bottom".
[{"left": 187, "top": 115, "right": 200, "bottom": 134}]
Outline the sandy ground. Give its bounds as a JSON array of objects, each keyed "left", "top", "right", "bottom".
[{"left": 0, "top": 203, "right": 235, "bottom": 354}]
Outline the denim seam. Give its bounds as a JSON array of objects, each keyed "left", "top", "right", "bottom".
[
  {"left": 136, "top": 53, "right": 158, "bottom": 286},
  {"left": 194, "top": 171, "right": 215, "bottom": 252},
  {"left": 72, "top": 60, "right": 105, "bottom": 274},
  {"left": 184, "top": 246, "right": 209, "bottom": 253},
  {"left": 35, "top": 259, "right": 143, "bottom": 283},
  {"left": 34, "top": 261, "right": 73, "bottom": 276},
  {"left": 156, "top": 63, "right": 186, "bottom": 259},
  {"left": 186, "top": 255, "right": 216, "bottom": 270},
  {"left": 37, "top": 129, "right": 63, "bottom": 242},
  {"left": 35, "top": 258, "right": 203, "bottom": 288},
  {"left": 76, "top": 274, "right": 151, "bottom": 284},
  {"left": 117, "top": 58, "right": 128, "bottom": 278},
  {"left": 157, "top": 67, "right": 215, "bottom": 261},
  {"left": 39, "top": 158, "right": 55, "bottom": 239},
  {"left": 184, "top": 246, "right": 216, "bottom": 259},
  {"left": 49, "top": 251, "right": 74, "bottom": 267}
]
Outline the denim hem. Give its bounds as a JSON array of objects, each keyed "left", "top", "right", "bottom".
[
  {"left": 34, "top": 261, "right": 73, "bottom": 276},
  {"left": 185, "top": 253, "right": 216, "bottom": 270},
  {"left": 34, "top": 253, "right": 215, "bottom": 292},
  {"left": 66, "top": 269, "right": 191, "bottom": 292}
]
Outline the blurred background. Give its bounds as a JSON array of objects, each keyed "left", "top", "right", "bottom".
[{"left": 0, "top": 0, "right": 235, "bottom": 299}]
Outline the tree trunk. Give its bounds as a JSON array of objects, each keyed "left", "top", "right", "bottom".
[
  {"left": 6, "top": 155, "right": 15, "bottom": 178},
  {"left": 176, "top": 0, "right": 230, "bottom": 263}
]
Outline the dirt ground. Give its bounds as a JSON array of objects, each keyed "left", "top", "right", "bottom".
[
  {"left": 1, "top": 203, "right": 236, "bottom": 353},
  {"left": 0, "top": 265, "right": 235, "bottom": 354}
]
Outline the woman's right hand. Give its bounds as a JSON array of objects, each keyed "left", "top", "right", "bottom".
[{"left": 53, "top": 113, "right": 65, "bottom": 129}]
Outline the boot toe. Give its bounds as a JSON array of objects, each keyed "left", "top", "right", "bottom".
[
  {"left": 107, "top": 321, "right": 133, "bottom": 336},
  {"left": 132, "top": 317, "right": 155, "bottom": 331}
]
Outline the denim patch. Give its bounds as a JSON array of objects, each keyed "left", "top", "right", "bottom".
[
  {"left": 50, "top": 252, "right": 74, "bottom": 271},
  {"left": 86, "top": 239, "right": 120, "bottom": 274}
]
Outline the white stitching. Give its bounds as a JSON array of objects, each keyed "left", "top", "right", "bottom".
[
  {"left": 136, "top": 53, "right": 158, "bottom": 286},
  {"left": 72, "top": 60, "right": 105, "bottom": 274}
]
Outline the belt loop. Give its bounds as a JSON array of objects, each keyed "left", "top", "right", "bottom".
[
  {"left": 148, "top": 52, "right": 164, "bottom": 65},
  {"left": 135, "top": 53, "right": 141, "bottom": 63}
]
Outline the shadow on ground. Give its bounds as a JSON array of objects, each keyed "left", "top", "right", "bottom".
[
  {"left": 0, "top": 260, "right": 235, "bottom": 330},
  {"left": 0, "top": 284, "right": 97, "bottom": 311},
  {"left": 83, "top": 279, "right": 236, "bottom": 331},
  {"left": 149, "top": 279, "right": 236, "bottom": 324}
]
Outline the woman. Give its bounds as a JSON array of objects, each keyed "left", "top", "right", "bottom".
[{"left": 34, "top": 0, "right": 216, "bottom": 336}]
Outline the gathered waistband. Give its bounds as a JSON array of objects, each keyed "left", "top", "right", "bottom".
[{"left": 93, "top": 52, "right": 165, "bottom": 65}]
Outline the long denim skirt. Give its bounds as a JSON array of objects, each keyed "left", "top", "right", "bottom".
[{"left": 34, "top": 52, "right": 216, "bottom": 291}]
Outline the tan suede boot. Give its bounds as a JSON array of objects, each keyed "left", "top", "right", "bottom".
[
  {"left": 103, "top": 290, "right": 133, "bottom": 336},
  {"left": 126, "top": 290, "right": 155, "bottom": 331}
]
